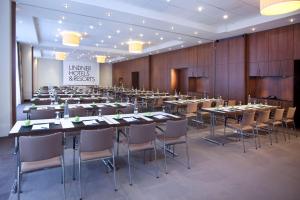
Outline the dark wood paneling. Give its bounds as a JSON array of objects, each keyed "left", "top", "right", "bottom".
[
  {"left": 294, "top": 24, "right": 300, "bottom": 59},
  {"left": 112, "top": 57, "right": 150, "bottom": 89},
  {"left": 256, "top": 31, "right": 268, "bottom": 62}
]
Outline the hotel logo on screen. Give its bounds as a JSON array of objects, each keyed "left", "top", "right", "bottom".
[{"left": 63, "top": 61, "right": 99, "bottom": 85}]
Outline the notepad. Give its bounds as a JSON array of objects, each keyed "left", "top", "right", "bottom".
[
  {"left": 32, "top": 124, "right": 49, "bottom": 130},
  {"left": 60, "top": 119, "right": 74, "bottom": 128},
  {"left": 139, "top": 115, "right": 153, "bottom": 121},
  {"left": 123, "top": 117, "right": 137, "bottom": 122},
  {"left": 165, "top": 113, "right": 180, "bottom": 119},
  {"left": 83, "top": 120, "right": 98, "bottom": 126},
  {"left": 153, "top": 115, "right": 167, "bottom": 119}
]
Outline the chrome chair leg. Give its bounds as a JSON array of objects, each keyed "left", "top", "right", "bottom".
[
  {"left": 185, "top": 137, "right": 191, "bottom": 169},
  {"left": 241, "top": 131, "right": 246, "bottom": 153},
  {"left": 61, "top": 156, "right": 66, "bottom": 200},
  {"left": 256, "top": 128, "right": 261, "bottom": 148},
  {"left": 17, "top": 166, "right": 20, "bottom": 200},
  {"left": 154, "top": 142, "right": 160, "bottom": 178},
  {"left": 253, "top": 129, "right": 257, "bottom": 150},
  {"left": 79, "top": 157, "right": 82, "bottom": 200},
  {"left": 73, "top": 136, "right": 76, "bottom": 180},
  {"left": 112, "top": 150, "right": 118, "bottom": 191},
  {"left": 127, "top": 149, "right": 132, "bottom": 186},
  {"left": 163, "top": 141, "right": 168, "bottom": 174}
]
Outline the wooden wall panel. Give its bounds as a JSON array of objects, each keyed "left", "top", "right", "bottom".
[
  {"left": 294, "top": 24, "right": 300, "bottom": 59},
  {"left": 112, "top": 57, "right": 150, "bottom": 89}
]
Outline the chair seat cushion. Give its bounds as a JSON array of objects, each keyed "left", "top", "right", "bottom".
[
  {"left": 227, "top": 123, "right": 253, "bottom": 131},
  {"left": 268, "top": 121, "right": 282, "bottom": 126},
  {"left": 283, "top": 119, "right": 294, "bottom": 123},
  {"left": 80, "top": 149, "right": 112, "bottom": 161},
  {"left": 156, "top": 135, "right": 186, "bottom": 145},
  {"left": 21, "top": 156, "right": 61, "bottom": 173},
  {"left": 253, "top": 122, "right": 268, "bottom": 128},
  {"left": 185, "top": 113, "right": 197, "bottom": 118},
  {"left": 129, "top": 142, "right": 154, "bottom": 152}
]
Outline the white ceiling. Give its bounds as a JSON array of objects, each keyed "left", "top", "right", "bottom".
[{"left": 16, "top": 0, "right": 300, "bottom": 63}]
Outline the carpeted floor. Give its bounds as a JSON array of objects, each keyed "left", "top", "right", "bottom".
[{"left": 1, "top": 123, "right": 300, "bottom": 200}]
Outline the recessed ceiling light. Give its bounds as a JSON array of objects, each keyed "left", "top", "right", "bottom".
[
  {"left": 290, "top": 18, "right": 294, "bottom": 22},
  {"left": 61, "top": 16, "right": 65, "bottom": 20},
  {"left": 54, "top": 38, "right": 58, "bottom": 42},
  {"left": 95, "top": 43, "right": 99, "bottom": 47},
  {"left": 121, "top": 42, "right": 125, "bottom": 45},
  {"left": 147, "top": 41, "right": 151, "bottom": 44},
  {"left": 198, "top": 40, "right": 202, "bottom": 44},
  {"left": 55, "top": 34, "right": 59, "bottom": 37},
  {"left": 89, "top": 25, "right": 94, "bottom": 29},
  {"left": 171, "top": 26, "right": 174, "bottom": 30},
  {"left": 114, "top": 45, "right": 117, "bottom": 48},
  {"left": 98, "top": 22, "right": 102, "bottom": 26},
  {"left": 106, "top": 12, "right": 111, "bottom": 17},
  {"left": 57, "top": 28, "right": 61, "bottom": 32},
  {"left": 155, "top": 32, "right": 159, "bottom": 36},
  {"left": 194, "top": 31, "right": 198, "bottom": 35},
  {"left": 181, "top": 44, "right": 184, "bottom": 48},
  {"left": 251, "top": 27, "right": 256, "bottom": 31},
  {"left": 63, "top": 3, "right": 68, "bottom": 9},
  {"left": 129, "top": 27, "right": 133, "bottom": 31},
  {"left": 166, "top": 0, "right": 171, "bottom": 2},
  {"left": 83, "top": 32, "right": 88, "bottom": 36},
  {"left": 116, "top": 30, "right": 120, "bottom": 34},
  {"left": 198, "top": 6, "right": 203, "bottom": 12},
  {"left": 58, "top": 20, "right": 63, "bottom": 24},
  {"left": 101, "top": 40, "right": 104, "bottom": 43},
  {"left": 168, "top": 47, "right": 172, "bottom": 50},
  {"left": 142, "top": 20, "right": 146, "bottom": 24},
  {"left": 160, "top": 37, "right": 164, "bottom": 40},
  {"left": 108, "top": 35, "right": 112, "bottom": 39},
  {"left": 80, "top": 37, "right": 83, "bottom": 40},
  {"left": 223, "top": 14, "right": 228, "bottom": 19},
  {"left": 139, "top": 33, "right": 144, "bottom": 37},
  {"left": 178, "top": 37, "right": 182, "bottom": 40}
]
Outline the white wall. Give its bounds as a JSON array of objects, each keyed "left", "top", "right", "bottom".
[
  {"left": 99, "top": 63, "right": 112, "bottom": 87},
  {"left": 21, "top": 43, "right": 32, "bottom": 100},
  {"left": 0, "top": 0, "right": 12, "bottom": 137},
  {"left": 36, "top": 58, "right": 63, "bottom": 89}
]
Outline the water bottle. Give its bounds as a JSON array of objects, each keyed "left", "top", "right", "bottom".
[
  {"left": 55, "top": 111, "right": 60, "bottom": 124},
  {"left": 248, "top": 94, "right": 251, "bottom": 105},
  {"left": 64, "top": 100, "right": 69, "bottom": 118},
  {"left": 98, "top": 109, "right": 102, "bottom": 118}
]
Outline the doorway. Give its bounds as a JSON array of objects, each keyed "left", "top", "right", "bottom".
[
  {"left": 131, "top": 72, "right": 139, "bottom": 89},
  {"left": 294, "top": 60, "right": 299, "bottom": 127}
]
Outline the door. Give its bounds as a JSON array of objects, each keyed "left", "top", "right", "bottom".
[{"left": 131, "top": 72, "right": 139, "bottom": 89}]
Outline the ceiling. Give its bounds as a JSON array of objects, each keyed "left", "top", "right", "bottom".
[{"left": 16, "top": 0, "right": 300, "bottom": 63}]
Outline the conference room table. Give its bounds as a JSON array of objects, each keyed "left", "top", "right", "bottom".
[
  {"left": 200, "top": 104, "right": 277, "bottom": 145},
  {"left": 31, "top": 96, "right": 113, "bottom": 103},
  {"left": 33, "top": 93, "right": 105, "bottom": 98},
  {"left": 164, "top": 98, "right": 217, "bottom": 113},
  {"left": 23, "top": 102, "right": 134, "bottom": 118}
]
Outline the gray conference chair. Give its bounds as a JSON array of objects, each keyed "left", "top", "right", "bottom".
[
  {"left": 226, "top": 110, "right": 256, "bottom": 153},
  {"left": 100, "top": 106, "right": 116, "bottom": 115},
  {"left": 18, "top": 132, "right": 65, "bottom": 200},
  {"left": 69, "top": 107, "right": 88, "bottom": 117},
  {"left": 30, "top": 109, "right": 56, "bottom": 120},
  {"left": 156, "top": 119, "right": 190, "bottom": 174},
  {"left": 79, "top": 128, "right": 117, "bottom": 199},
  {"left": 126, "top": 123, "right": 159, "bottom": 185}
]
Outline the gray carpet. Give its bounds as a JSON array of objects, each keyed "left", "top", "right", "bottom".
[{"left": 2, "top": 126, "right": 300, "bottom": 200}]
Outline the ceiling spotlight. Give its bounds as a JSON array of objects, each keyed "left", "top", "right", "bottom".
[
  {"left": 178, "top": 37, "right": 182, "bottom": 40},
  {"left": 106, "top": 12, "right": 111, "bottom": 17},
  {"left": 198, "top": 40, "right": 202, "bottom": 44},
  {"left": 290, "top": 18, "right": 294, "bottom": 22},
  {"left": 57, "top": 28, "right": 61, "bottom": 32},
  {"left": 198, "top": 6, "right": 203, "bottom": 12},
  {"left": 181, "top": 45, "right": 184, "bottom": 48},
  {"left": 95, "top": 43, "right": 99, "bottom": 47},
  {"left": 252, "top": 27, "right": 256, "bottom": 31},
  {"left": 121, "top": 42, "right": 125, "bottom": 45},
  {"left": 98, "top": 22, "right": 102, "bottom": 26},
  {"left": 108, "top": 35, "right": 112, "bottom": 39},
  {"left": 194, "top": 31, "right": 198, "bottom": 35},
  {"left": 171, "top": 26, "right": 174, "bottom": 30},
  {"left": 101, "top": 40, "right": 104, "bottom": 43},
  {"left": 114, "top": 45, "right": 117, "bottom": 48},
  {"left": 54, "top": 38, "right": 58, "bottom": 42},
  {"left": 142, "top": 20, "right": 146, "bottom": 24},
  {"left": 63, "top": 3, "right": 68, "bottom": 9},
  {"left": 147, "top": 41, "right": 151, "bottom": 45},
  {"left": 166, "top": 0, "right": 171, "bottom": 2},
  {"left": 223, "top": 14, "right": 228, "bottom": 19},
  {"left": 139, "top": 33, "right": 144, "bottom": 37},
  {"left": 160, "top": 37, "right": 164, "bottom": 40},
  {"left": 116, "top": 29, "right": 120, "bottom": 34},
  {"left": 155, "top": 32, "right": 159, "bottom": 36},
  {"left": 89, "top": 25, "right": 94, "bottom": 29},
  {"left": 83, "top": 32, "right": 88, "bottom": 36},
  {"left": 129, "top": 27, "right": 133, "bottom": 31},
  {"left": 58, "top": 20, "right": 63, "bottom": 24}
]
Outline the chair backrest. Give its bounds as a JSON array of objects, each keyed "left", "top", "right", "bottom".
[
  {"left": 128, "top": 123, "right": 156, "bottom": 144},
  {"left": 186, "top": 103, "right": 198, "bottom": 113},
  {"left": 101, "top": 106, "right": 116, "bottom": 115},
  {"left": 69, "top": 108, "right": 88, "bottom": 117},
  {"left": 286, "top": 107, "right": 296, "bottom": 119},
  {"left": 228, "top": 100, "right": 236, "bottom": 106},
  {"left": 202, "top": 101, "right": 211, "bottom": 108},
  {"left": 256, "top": 109, "right": 271, "bottom": 123},
  {"left": 32, "top": 99, "right": 51, "bottom": 105},
  {"left": 81, "top": 98, "right": 101, "bottom": 104},
  {"left": 30, "top": 109, "right": 56, "bottom": 120},
  {"left": 19, "top": 132, "right": 63, "bottom": 162},
  {"left": 155, "top": 98, "right": 164, "bottom": 107},
  {"left": 215, "top": 100, "right": 224, "bottom": 107},
  {"left": 80, "top": 128, "right": 114, "bottom": 152},
  {"left": 274, "top": 108, "right": 284, "bottom": 121},
  {"left": 165, "top": 119, "right": 187, "bottom": 138},
  {"left": 240, "top": 111, "right": 255, "bottom": 126},
  {"left": 118, "top": 105, "right": 134, "bottom": 114}
]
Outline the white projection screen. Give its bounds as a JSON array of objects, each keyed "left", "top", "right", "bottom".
[{"left": 63, "top": 61, "right": 99, "bottom": 85}]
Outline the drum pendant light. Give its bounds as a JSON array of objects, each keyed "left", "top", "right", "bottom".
[{"left": 260, "top": 0, "right": 300, "bottom": 15}]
